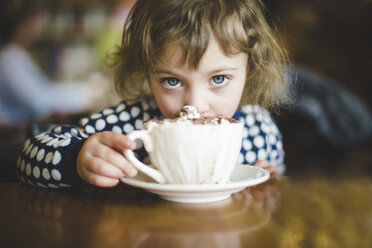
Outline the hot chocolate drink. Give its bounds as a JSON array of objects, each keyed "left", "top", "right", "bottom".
[
  {"left": 147, "top": 105, "right": 239, "bottom": 125},
  {"left": 124, "top": 105, "right": 243, "bottom": 184}
]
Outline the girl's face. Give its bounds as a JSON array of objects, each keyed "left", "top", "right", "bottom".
[{"left": 149, "top": 35, "right": 247, "bottom": 118}]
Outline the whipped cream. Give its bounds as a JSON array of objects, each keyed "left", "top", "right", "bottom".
[
  {"left": 145, "top": 105, "right": 239, "bottom": 130},
  {"left": 174, "top": 105, "right": 238, "bottom": 124},
  {"left": 175, "top": 105, "right": 201, "bottom": 120}
]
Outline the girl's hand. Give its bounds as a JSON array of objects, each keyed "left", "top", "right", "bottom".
[
  {"left": 77, "top": 132, "right": 138, "bottom": 187},
  {"left": 253, "top": 160, "right": 279, "bottom": 179}
]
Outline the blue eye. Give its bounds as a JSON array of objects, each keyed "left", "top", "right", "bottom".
[
  {"left": 163, "top": 78, "right": 181, "bottom": 88},
  {"left": 212, "top": 75, "right": 226, "bottom": 85}
]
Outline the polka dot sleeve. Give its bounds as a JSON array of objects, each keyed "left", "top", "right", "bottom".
[
  {"left": 79, "top": 99, "right": 161, "bottom": 165},
  {"left": 17, "top": 98, "right": 162, "bottom": 188},
  {"left": 235, "top": 105, "right": 286, "bottom": 175},
  {"left": 17, "top": 126, "right": 88, "bottom": 188}
]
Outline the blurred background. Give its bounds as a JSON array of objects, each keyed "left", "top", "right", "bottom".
[
  {"left": 0, "top": 0, "right": 371, "bottom": 179},
  {"left": 268, "top": 0, "right": 371, "bottom": 109},
  {"left": 0, "top": 0, "right": 134, "bottom": 129},
  {"left": 265, "top": 0, "right": 372, "bottom": 176}
]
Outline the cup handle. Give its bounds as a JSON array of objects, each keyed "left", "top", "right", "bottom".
[{"left": 123, "top": 130, "right": 167, "bottom": 184}]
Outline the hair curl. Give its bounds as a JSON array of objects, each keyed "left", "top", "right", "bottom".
[{"left": 113, "top": 0, "right": 289, "bottom": 110}]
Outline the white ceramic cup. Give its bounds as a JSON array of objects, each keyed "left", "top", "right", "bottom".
[{"left": 123, "top": 120, "right": 243, "bottom": 184}]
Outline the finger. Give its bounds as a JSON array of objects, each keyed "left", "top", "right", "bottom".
[
  {"left": 77, "top": 160, "right": 120, "bottom": 187},
  {"left": 85, "top": 172, "right": 121, "bottom": 187},
  {"left": 97, "top": 132, "right": 137, "bottom": 151},
  {"left": 253, "top": 160, "right": 269, "bottom": 168},
  {"left": 267, "top": 166, "right": 279, "bottom": 178},
  {"left": 91, "top": 144, "right": 138, "bottom": 177},
  {"left": 87, "top": 156, "right": 126, "bottom": 179}
]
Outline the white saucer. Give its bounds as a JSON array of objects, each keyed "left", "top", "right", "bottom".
[{"left": 121, "top": 164, "right": 270, "bottom": 203}]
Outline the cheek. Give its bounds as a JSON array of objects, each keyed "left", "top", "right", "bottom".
[
  {"left": 213, "top": 83, "right": 245, "bottom": 117},
  {"left": 212, "top": 101, "right": 239, "bottom": 117}
]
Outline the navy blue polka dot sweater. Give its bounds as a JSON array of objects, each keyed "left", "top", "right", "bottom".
[{"left": 17, "top": 98, "right": 285, "bottom": 188}]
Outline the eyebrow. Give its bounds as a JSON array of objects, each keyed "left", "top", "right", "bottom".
[
  {"left": 153, "top": 69, "right": 177, "bottom": 75},
  {"left": 154, "top": 67, "right": 238, "bottom": 76},
  {"left": 208, "top": 67, "right": 238, "bottom": 75}
]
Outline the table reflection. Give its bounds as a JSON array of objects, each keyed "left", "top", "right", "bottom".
[
  {"left": 11, "top": 180, "right": 279, "bottom": 248},
  {"left": 4, "top": 176, "right": 371, "bottom": 248},
  {"left": 90, "top": 196, "right": 272, "bottom": 248}
]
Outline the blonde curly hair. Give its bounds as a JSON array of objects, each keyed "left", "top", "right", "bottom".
[{"left": 113, "top": 0, "right": 289, "bottom": 110}]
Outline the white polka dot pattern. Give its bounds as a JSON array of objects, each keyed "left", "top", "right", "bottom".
[
  {"left": 48, "top": 183, "right": 59, "bottom": 189},
  {"left": 135, "top": 119, "right": 144, "bottom": 129},
  {"left": 249, "top": 125, "right": 260, "bottom": 136},
  {"left": 36, "top": 149, "right": 45, "bottom": 162},
  {"left": 26, "top": 163, "right": 31, "bottom": 176},
  {"left": 246, "top": 151, "right": 256, "bottom": 163},
  {"left": 142, "top": 101, "right": 149, "bottom": 110},
  {"left": 52, "top": 151, "right": 62, "bottom": 165},
  {"left": 131, "top": 106, "right": 140, "bottom": 118},
  {"left": 17, "top": 100, "right": 285, "bottom": 189},
  {"left": 35, "top": 133, "right": 45, "bottom": 140},
  {"left": 257, "top": 149, "right": 266, "bottom": 160},
  {"left": 23, "top": 139, "right": 30, "bottom": 151},
  {"left": 33, "top": 166, "right": 40, "bottom": 178},
  {"left": 71, "top": 128, "right": 79, "bottom": 137},
  {"left": 21, "top": 160, "right": 25, "bottom": 172},
  {"left": 41, "top": 137, "right": 53, "bottom": 144},
  {"left": 80, "top": 118, "right": 89, "bottom": 126},
  {"left": 46, "top": 138, "right": 59, "bottom": 146},
  {"left": 112, "top": 126, "right": 122, "bottom": 134},
  {"left": 64, "top": 133, "right": 72, "bottom": 138},
  {"left": 51, "top": 169, "right": 61, "bottom": 181},
  {"left": 91, "top": 113, "right": 102, "bottom": 119},
  {"left": 45, "top": 152, "right": 53, "bottom": 164},
  {"left": 116, "top": 103, "right": 125, "bottom": 112},
  {"left": 246, "top": 115, "right": 255, "bottom": 126},
  {"left": 253, "top": 135, "right": 264, "bottom": 148},
  {"left": 42, "top": 168, "right": 51, "bottom": 180},
  {"left": 119, "top": 111, "right": 130, "bottom": 121},
  {"left": 143, "top": 112, "right": 150, "bottom": 122},
  {"left": 25, "top": 144, "right": 33, "bottom": 155},
  {"left": 95, "top": 119, "right": 106, "bottom": 131},
  {"left": 107, "top": 115, "right": 118, "bottom": 124},
  {"left": 54, "top": 126, "right": 62, "bottom": 134},
  {"left": 242, "top": 139, "right": 252, "bottom": 151},
  {"left": 103, "top": 108, "right": 114, "bottom": 115},
  {"left": 30, "top": 146, "right": 38, "bottom": 159},
  {"left": 239, "top": 105, "right": 285, "bottom": 168},
  {"left": 124, "top": 123, "right": 134, "bottom": 133},
  {"left": 85, "top": 125, "right": 95, "bottom": 134},
  {"left": 58, "top": 139, "right": 71, "bottom": 147}
]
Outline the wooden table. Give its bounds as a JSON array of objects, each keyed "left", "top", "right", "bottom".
[{"left": 1, "top": 175, "right": 371, "bottom": 248}]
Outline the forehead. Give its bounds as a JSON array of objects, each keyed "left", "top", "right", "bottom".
[
  {"left": 156, "top": 43, "right": 184, "bottom": 68},
  {"left": 155, "top": 35, "right": 245, "bottom": 71}
]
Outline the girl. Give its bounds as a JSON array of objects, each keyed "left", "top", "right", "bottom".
[{"left": 17, "top": 0, "right": 288, "bottom": 188}]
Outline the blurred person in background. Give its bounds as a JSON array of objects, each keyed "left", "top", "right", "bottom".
[
  {"left": 0, "top": 0, "right": 100, "bottom": 125},
  {"left": 95, "top": 0, "right": 135, "bottom": 70}
]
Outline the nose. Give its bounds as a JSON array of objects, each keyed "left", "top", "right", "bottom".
[{"left": 184, "top": 88, "right": 209, "bottom": 115}]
